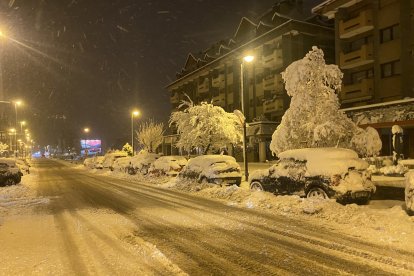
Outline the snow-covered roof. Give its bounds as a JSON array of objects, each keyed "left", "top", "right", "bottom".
[
  {"left": 278, "top": 148, "right": 368, "bottom": 176},
  {"left": 278, "top": 147, "right": 358, "bottom": 160}
]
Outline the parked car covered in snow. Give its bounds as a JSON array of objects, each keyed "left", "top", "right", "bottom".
[
  {"left": 0, "top": 158, "right": 22, "bottom": 186},
  {"left": 178, "top": 155, "right": 242, "bottom": 186},
  {"left": 127, "top": 152, "right": 160, "bottom": 175},
  {"left": 15, "top": 159, "right": 30, "bottom": 174},
  {"left": 102, "top": 151, "right": 128, "bottom": 170},
  {"left": 112, "top": 156, "right": 132, "bottom": 173},
  {"left": 83, "top": 157, "right": 95, "bottom": 168},
  {"left": 405, "top": 171, "right": 414, "bottom": 215},
  {"left": 249, "top": 148, "right": 376, "bottom": 204},
  {"left": 148, "top": 156, "right": 187, "bottom": 176},
  {"left": 93, "top": 156, "right": 105, "bottom": 169}
]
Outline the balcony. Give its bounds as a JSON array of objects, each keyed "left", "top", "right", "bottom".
[
  {"left": 212, "top": 94, "right": 225, "bottom": 107},
  {"left": 340, "top": 78, "right": 374, "bottom": 103},
  {"left": 339, "top": 44, "right": 373, "bottom": 69},
  {"left": 170, "top": 92, "right": 180, "bottom": 104},
  {"left": 212, "top": 74, "right": 225, "bottom": 88},
  {"left": 198, "top": 78, "right": 209, "bottom": 94},
  {"left": 263, "top": 98, "right": 284, "bottom": 114},
  {"left": 263, "top": 74, "right": 283, "bottom": 94},
  {"left": 339, "top": 9, "right": 373, "bottom": 39},
  {"left": 262, "top": 49, "right": 283, "bottom": 69}
]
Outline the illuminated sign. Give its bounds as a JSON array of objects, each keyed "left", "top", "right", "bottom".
[{"left": 80, "top": 139, "right": 101, "bottom": 155}]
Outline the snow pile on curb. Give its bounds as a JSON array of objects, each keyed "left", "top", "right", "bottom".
[{"left": 405, "top": 171, "right": 414, "bottom": 213}]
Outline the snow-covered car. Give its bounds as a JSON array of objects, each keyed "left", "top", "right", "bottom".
[
  {"left": 112, "top": 156, "right": 132, "bottom": 173},
  {"left": 0, "top": 158, "right": 22, "bottom": 186},
  {"left": 127, "top": 152, "right": 160, "bottom": 175},
  {"left": 148, "top": 156, "right": 187, "bottom": 176},
  {"left": 249, "top": 148, "right": 376, "bottom": 204},
  {"left": 102, "top": 151, "right": 128, "bottom": 170},
  {"left": 83, "top": 157, "right": 95, "bottom": 168},
  {"left": 405, "top": 171, "right": 414, "bottom": 215},
  {"left": 15, "top": 159, "right": 30, "bottom": 174},
  {"left": 178, "top": 155, "right": 242, "bottom": 186},
  {"left": 93, "top": 156, "right": 105, "bottom": 169}
]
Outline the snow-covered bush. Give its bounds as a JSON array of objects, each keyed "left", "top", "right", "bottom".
[
  {"left": 122, "top": 143, "right": 133, "bottom": 156},
  {"left": 137, "top": 120, "right": 164, "bottom": 153},
  {"left": 0, "top": 142, "right": 9, "bottom": 156},
  {"left": 270, "top": 47, "right": 381, "bottom": 157},
  {"left": 379, "top": 164, "right": 408, "bottom": 176},
  {"left": 169, "top": 98, "right": 242, "bottom": 154},
  {"left": 405, "top": 172, "right": 414, "bottom": 214}
]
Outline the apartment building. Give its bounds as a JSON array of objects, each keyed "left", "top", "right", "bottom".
[
  {"left": 165, "top": 2, "right": 334, "bottom": 162},
  {"left": 313, "top": 0, "right": 414, "bottom": 158}
]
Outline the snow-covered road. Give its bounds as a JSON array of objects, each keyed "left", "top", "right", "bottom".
[{"left": 0, "top": 159, "right": 413, "bottom": 275}]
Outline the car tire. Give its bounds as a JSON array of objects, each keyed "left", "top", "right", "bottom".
[
  {"left": 250, "top": 181, "right": 264, "bottom": 191},
  {"left": 5, "top": 178, "right": 16, "bottom": 186},
  {"left": 306, "top": 187, "right": 328, "bottom": 199}
]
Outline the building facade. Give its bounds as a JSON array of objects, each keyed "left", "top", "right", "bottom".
[
  {"left": 313, "top": 0, "right": 414, "bottom": 158},
  {"left": 165, "top": 3, "right": 334, "bottom": 162}
]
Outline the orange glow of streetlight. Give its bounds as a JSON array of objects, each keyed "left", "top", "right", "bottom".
[
  {"left": 84, "top": 127, "right": 90, "bottom": 133},
  {"left": 243, "top": 55, "right": 254, "bottom": 63},
  {"left": 132, "top": 110, "right": 140, "bottom": 117}
]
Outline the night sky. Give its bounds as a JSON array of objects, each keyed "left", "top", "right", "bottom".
[{"left": 0, "top": 0, "right": 280, "bottom": 149}]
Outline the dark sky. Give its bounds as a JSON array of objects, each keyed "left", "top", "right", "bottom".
[{"left": 0, "top": 0, "right": 280, "bottom": 149}]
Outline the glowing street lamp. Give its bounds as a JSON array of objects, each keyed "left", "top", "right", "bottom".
[
  {"left": 238, "top": 54, "right": 254, "bottom": 181},
  {"left": 131, "top": 110, "right": 140, "bottom": 156},
  {"left": 20, "top": 120, "right": 26, "bottom": 133},
  {"left": 83, "top": 127, "right": 90, "bottom": 156}
]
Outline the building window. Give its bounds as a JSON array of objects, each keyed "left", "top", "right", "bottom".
[
  {"left": 351, "top": 69, "right": 373, "bottom": 83},
  {"left": 381, "top": 60, "right": 401, "bottom": 78},
  {"left": 380, "top": 24, "right": 399, "bottom": 43}
]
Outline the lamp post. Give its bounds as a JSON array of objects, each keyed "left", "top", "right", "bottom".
[
  {"left": 239, "top": 55, "right": 254, "bottom": 181},
  {"left": 131, "top": 110, "right": 140, "bottom": 156},
  {"left": 19, "top": 120, "right": 26, "bottom": 133},
  {"left": 8, "top": 128, "right": 15, "bottom": 156},
  {"left": 83, "top": 127, "right": 90, "bottom": 157}
]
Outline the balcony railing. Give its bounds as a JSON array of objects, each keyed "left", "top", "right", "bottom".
[
  {"left": 212, "top": 94, "right": 225, "bottom": 107},
  {"left": 339, "top": 9, "right": 373, "bottom": 39},
  {"left": 198, "top": 79, "right": 209, "bottom": 94},
  {"left": 340, "top": 78, "right": 374, "bottom": 103},
  {"left": 212, "top": 74, "right": 225, "bottom": 88},
  {"left": 263, "top": 98, "right": 284, "bottom": 114},
  {"left": 170, "top": 93, "right": 180, "bottom": 104},
  {"left": 339, "top": 44, "right": 373, "bottom": 69},
  {"left": 263, "top": 74, "right": 283, "bottom": 93},
  {"left": 262, "top": 49, "right": 283, "bottom": 69}
]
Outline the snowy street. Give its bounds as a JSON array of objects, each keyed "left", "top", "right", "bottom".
[{"left": 0, "top": 159, "right": 413, "bottom": 275}]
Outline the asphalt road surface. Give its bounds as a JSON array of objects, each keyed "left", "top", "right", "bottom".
[{"left": 4, "top": 159, "right": 414, "bottom": 275}]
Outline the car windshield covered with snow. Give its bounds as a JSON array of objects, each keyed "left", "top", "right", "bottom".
[
  {"left": 178, "top": 155, "right": 242, "bottom": 186},
  {"left": 149, "top": 156, "right": 187, "bottom": 176},
  {"left": 102, "top": 151, "right": 128, "bottom": 169},
  {"left": 249, "top": 148, "right": 376, "bottom": 204},
  {"left": 0, "top": 158, "right": 22, "bottom": 186}
]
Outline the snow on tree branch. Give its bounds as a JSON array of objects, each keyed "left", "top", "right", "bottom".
[
  {"left": 136, "top": 120, "right": 164, "bottom": 153},
  {"left": 270, "top": 46, "right": 382, "bottom": 157},
  {"left": 169, "top": 101, "right": 242, "bottom": 154}
]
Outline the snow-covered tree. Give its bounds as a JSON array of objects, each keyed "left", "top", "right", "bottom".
[
  {"left": 0, "top": 142, "right": 9, "bottom": 154},
  {"left": 169, "top": 98, "right": 242, "bottom": 154},
  {"left": 136, "top": 120, "right": 164, "bottom": 153},
  {"left": 270, "top": 46, "right": 381, "bottom": 156},
  {"left": 122, "top": 143, "right": 133, "bottom": 156}
]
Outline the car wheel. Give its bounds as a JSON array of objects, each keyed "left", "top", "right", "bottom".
[
  {"left": 4, "top": 178, "right": 16, "bottom": 186},
  {"left": 250, "top": 181, "right": 264, "bottom": 191},
  {"left": 306, "top": 187, "right": 328, "bottom": 199},
  {"left": 199, "top": 177, "right": 209, "bottom": 184}
]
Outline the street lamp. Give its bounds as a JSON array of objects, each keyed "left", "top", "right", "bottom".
[
  {"left": 131, "top": 110, "right": 140, "bottom": 156},
  {"left": 83, "top": 127, "right": 90, "bottom": 157},
  {"left": 13, "top": 100, "right": 22, "bottom": 154},
  {"left": 8, "top": 128, "right": 16, "bottom": 156},
  {"left": 239, "top": 54, "right": 254, "bottom": 181},
  {"left": 20, "top": 120, "right": 26, "bottom": 133}
]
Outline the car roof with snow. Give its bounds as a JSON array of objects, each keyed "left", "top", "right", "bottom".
[
  {"left": 187, "top": 155, "right": 238, "bottom": 168},
  {"left": 277, "top": 148, "right": 368, "bottom": 177}
]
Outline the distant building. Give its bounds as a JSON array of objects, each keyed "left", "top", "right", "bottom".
[
  {"left": 313, "top": 0, "right": 414, "bottom": 158},
  {"left": 165, "top": 1, "right": 334, "bottom": 162}
]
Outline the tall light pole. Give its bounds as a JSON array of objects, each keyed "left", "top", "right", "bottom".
[
  {"left": 131, "top": 110, "right": 140, "bottom": 156},
  {"left": 83, "top": 127, "right": 90, "bottom": 157},
  {"left": 8, "top": 128, "right": 15, "bottom": 156},
  {"left": 19, "top": 120, "right": 26, "bottom": 133},
  {"left": 239, "top": 55, "right": 254, "bottom": 182}
]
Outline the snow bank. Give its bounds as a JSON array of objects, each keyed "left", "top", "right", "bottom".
[
  {"left": 405, "top": 172, "right": 414, "bottom": 213},
  {"left": 278, "top": 148, "right": 368, "bottom": 177}
]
